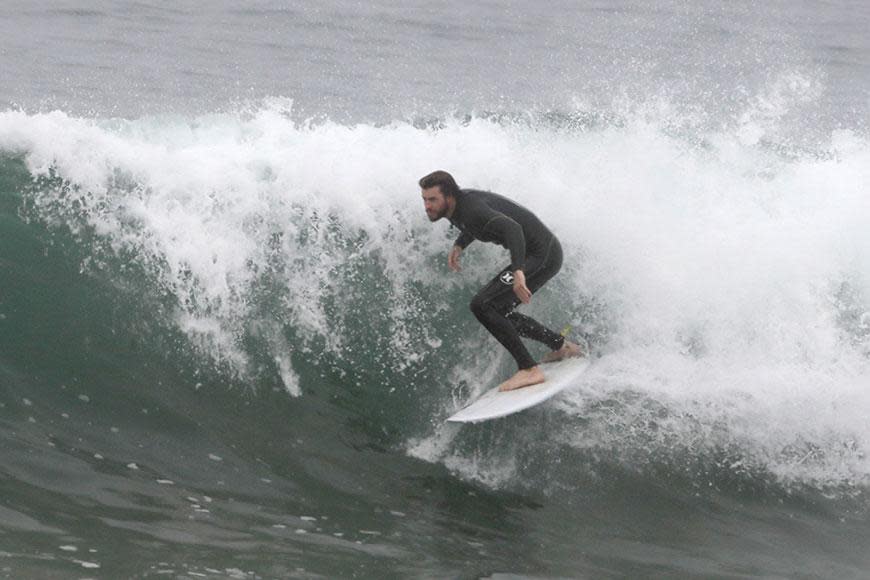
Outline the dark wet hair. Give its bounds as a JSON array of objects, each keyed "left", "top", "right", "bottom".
[{"left": 418, "top": 170, "right": 460, "bottom": 197}]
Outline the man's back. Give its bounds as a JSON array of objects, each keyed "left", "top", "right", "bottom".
[{"left": 451, "top": 189, "right": 555, "bottom": 257}]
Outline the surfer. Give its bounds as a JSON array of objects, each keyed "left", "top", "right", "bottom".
[{"left": 420, "top": 170, "right": 584, "bottom": 391}]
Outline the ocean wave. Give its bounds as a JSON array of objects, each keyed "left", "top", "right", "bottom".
[{"left": 2, "top": 100, "right": 869, "bottom": 494}]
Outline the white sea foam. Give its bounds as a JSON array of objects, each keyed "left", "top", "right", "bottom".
[{"left": 1, "top": 98, "right": 868, "bottom": 488}]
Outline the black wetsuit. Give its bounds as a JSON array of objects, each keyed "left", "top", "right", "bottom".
[{"left": 448, "top": 189, "right": 565, "bottom": 369}]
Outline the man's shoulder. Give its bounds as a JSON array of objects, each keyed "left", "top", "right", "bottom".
[
  {"left": 463, "top": 189, "right": 526, "bottom": 217},
  {"left": 460, "top": 188, "right": 496, "bottom": 198},
  {"left": 457, "top": 189, "right": 501, "bottom": 219},
  {"left": 459, "top": 189, "right": 503, "bottom": 208}
]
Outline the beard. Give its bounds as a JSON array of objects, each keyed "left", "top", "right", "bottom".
[{"left": 427, "top": 207, "right": 447, "bottom": 221}]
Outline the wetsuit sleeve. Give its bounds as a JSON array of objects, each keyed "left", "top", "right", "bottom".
[
  {"left": 454, "top": 230, "right": 474, "bottom": 249},
  {"left": 483, "top": 215, "right": 526, "bottom": 272}
]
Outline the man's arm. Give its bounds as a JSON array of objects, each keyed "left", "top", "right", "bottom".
[
  {"left": 512, "top": 270, "right": 532, "bottom": 304},
  {"left": 478, "top": 211, "right": 530, "bottom": 302},
  {"left": 448, "top": 244, "right": 462, "bottom": 272},
  {"left": 454, "top": 230, "right": 474, "bottom": 250},
  {"left": 482, "top": 214, "right": 526, "bottom": 272},
  {"left": 457, "top": 197, "right": 531, "bottom": 301}
]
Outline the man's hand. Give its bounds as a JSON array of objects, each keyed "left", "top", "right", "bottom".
[
  {"left": 448, "top": 245, "right": 463, "bottom": 272},
  {"left": 513, "top": 270, "right": 532, "bottom": 304}
]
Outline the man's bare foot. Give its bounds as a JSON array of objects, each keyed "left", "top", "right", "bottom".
[
  {"left": 540, "top": 340, "right": 585, "bottom": 364},
  {"left": 498, "top": 366, "right": 546, "bottom": 391}
]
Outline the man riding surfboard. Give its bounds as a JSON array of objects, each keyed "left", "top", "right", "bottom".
[{"left": 420, "top": 170, "right": 584, "bottom": 391}]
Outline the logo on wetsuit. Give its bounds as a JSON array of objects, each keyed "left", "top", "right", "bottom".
[{"left": 499, "top": 270, "right": 514, "bottom": 285}]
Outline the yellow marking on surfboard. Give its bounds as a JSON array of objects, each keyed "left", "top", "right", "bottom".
[{"left": 560, "top": 325, "right": 572, "bottom": 337}]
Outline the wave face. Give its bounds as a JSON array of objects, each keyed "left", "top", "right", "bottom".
[{"left": 2, "top": 100, "right": 870, "bottom": 577}]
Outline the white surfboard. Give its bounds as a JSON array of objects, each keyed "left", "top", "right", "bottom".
[{"left": 446, "top": 357, "right": 590, "bottom": 423}]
